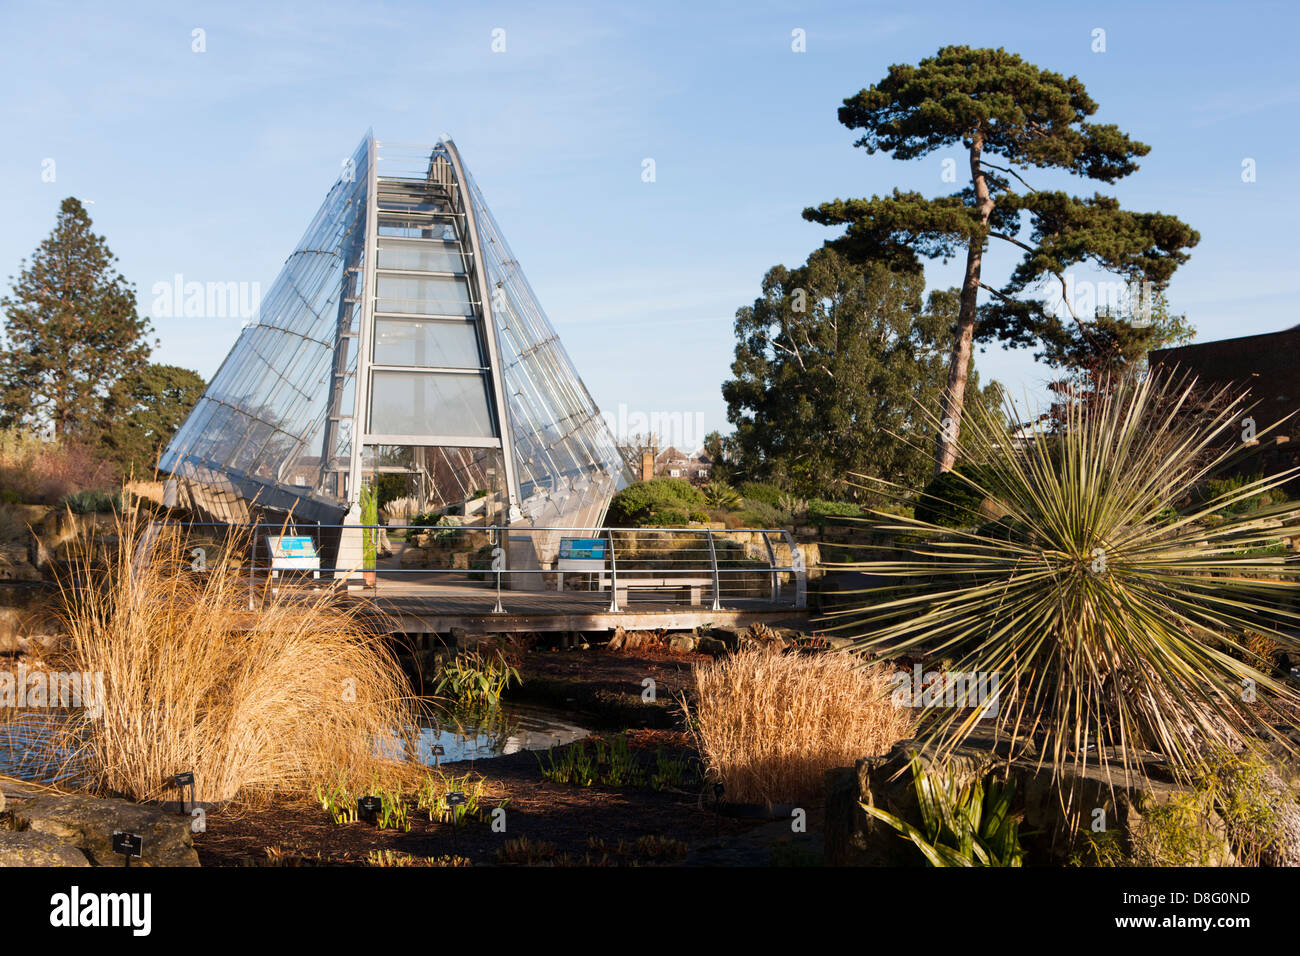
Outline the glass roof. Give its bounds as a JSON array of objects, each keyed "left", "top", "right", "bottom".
[{"left": 161, "top": 133, "right": 630, "bottom": 527}]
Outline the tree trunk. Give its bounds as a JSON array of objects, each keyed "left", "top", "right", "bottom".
[{"left": 934, "top": 133, "right": 994, "bottom": 475}]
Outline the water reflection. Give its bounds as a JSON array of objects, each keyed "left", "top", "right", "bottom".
[
  {"left": 414, "top": 702, "right": 590, "bottom": 765},
  {"left": 3, "top": 702, "right": 591, "bottom": 787}
]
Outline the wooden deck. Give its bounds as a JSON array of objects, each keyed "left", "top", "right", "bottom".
[{"left": 341, "top": 571, "right": 806, "bottom": 634}]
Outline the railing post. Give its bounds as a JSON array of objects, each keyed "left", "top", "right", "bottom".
[
  {"left": 606, "top": 528, "right": 619, "bottom": 612},
  {"left": 248, "top": 522, "right": 257, "bottom": 611},
  {"left": 760, "top": 531, "right": 780, "bottom": 604},
  {"left": 491, "top": 524, "right": 505, "bottom": 614},
  {"left": 784, "top": 530, "right": 807, "bottom": 610},
  {"left": 706, "top": 529, "right": 722, "bottom": 612}
]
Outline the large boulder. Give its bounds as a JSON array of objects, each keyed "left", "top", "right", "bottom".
[
  {"left": 0, "top": 829, "right": 90, "bottom": 866},
  {"left": 13, "top": 794, "right": 200, "bottom": 867}
]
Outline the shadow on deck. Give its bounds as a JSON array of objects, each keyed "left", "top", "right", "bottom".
[{"left": 344, "top": 570, "right": 807, "bottom": 634}]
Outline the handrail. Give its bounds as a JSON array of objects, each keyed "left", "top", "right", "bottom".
[{"left": 146, "top": 519, "right": 808, "bottom": 615}]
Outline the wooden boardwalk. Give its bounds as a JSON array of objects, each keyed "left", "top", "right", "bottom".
[{"left": 343, "top": 571, "right": 806, "bottom": 634}]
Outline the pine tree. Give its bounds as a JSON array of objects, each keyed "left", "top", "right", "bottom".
[
  {"left": 803, "top": 46, "right": 1199, "bottom": 474},
  {"left": 0, "top": 197, "right": 154, "bottom": 438}
]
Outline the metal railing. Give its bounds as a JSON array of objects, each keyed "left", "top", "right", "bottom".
[{"left": 148, "top": 521, "right": 807, "bottom": 614}]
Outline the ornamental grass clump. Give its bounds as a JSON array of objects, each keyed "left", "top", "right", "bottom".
[
  {"left": 39, "top": 509, "right": 421, "bottom": 804},
  {"left": 831, "top": 372, "right": 1300, "bottom": 788},
  {"left": 686, "top": 648, "right": 913, "bottom": 805}
]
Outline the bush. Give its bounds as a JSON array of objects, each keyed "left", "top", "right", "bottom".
[
  {"left": 686, "top": 648, "right": 913, "bottom": 805},
  {"left": 0, "top": 429, "right": 116, "bottom": 505},
  {"left": 738, "top": 500, "right": 788, "bottom": 529},
  {"left": 807, "top": 499, "right": 866, "bottom": 525},
  {"left": 606, "top": 478, "right": 708, "bottom": 527},
  {"left": 57, "top": 489, "right": 121, "bottom": 514},
  {"left": 739, "top": 481, "right": 785, "bottom": 507},
  {"left": 913, "top": 464, "right": 997, "bottom": 528},
  {"left": 1195, "top": 473, "right": 1287, "bottom": 525}
]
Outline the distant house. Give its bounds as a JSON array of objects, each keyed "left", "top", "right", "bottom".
[
  {"left": 654, "top": 446, "right": 712, "bottom": 484},
  {"left": 1149, "top": 324, "right": 1300, "bottom": 475}
]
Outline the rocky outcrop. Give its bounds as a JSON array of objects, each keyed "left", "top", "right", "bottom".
[
  {"left": 13, "top": 794, "right": 200, "bottom": 867},
  {"left": 0, "top": 829, "right": 90, "bottom": 867}
]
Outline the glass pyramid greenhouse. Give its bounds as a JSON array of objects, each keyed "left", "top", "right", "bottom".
[{"left": 160, "top": 133, "right": 630, "bottom": 543}]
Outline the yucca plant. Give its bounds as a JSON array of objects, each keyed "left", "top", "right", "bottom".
[
  {"left": 864, "top": 756, "right": 1024, "bottom": 866},
  {"left": 703, "top": 480, "right": 742, "bottom": 510},
  {"left": 830, "top": 372, "right": 1300, "bottom": 789}
]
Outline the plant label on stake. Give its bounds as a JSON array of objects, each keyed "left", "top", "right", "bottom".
[
  {"left": 173, "top": 771, "right": 195, "bottom": 815},
  {"left": 445, "top": 791, "right": 467, "bottom": 852},
  {"left": 112, "top": 831, "right": 143, "bottom": 867},
  {"left": 431, "top": 744, "right": 444, "bottom": 768},
  {"left": 357, "top": 795, "right": 381, "bottom": 825}
]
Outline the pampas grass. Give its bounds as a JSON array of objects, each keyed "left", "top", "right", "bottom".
[
  {"left": 42, "top": 508, "right": 421, "bottom": 804},
  {"left": 686, "top": 649, "right": 912, "bottom": 805}
]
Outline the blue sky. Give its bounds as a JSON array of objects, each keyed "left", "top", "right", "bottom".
[{"left": 1, "top": 0, "right": 1296, "bottom": 449}]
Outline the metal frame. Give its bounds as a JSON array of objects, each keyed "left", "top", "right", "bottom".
[{"left": 160, "top": 132, "right": 632, "bottom": 550}]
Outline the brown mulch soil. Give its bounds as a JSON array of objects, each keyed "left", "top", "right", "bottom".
[
  {"left": 193, "top": 642, "right": 784, "bottom": 867},
  {"left": 193, "top": 742, "right": 767, "bottom": 867}
]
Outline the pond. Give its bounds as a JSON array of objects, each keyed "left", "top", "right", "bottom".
[
  {"left": 0, "top": 702, "right": 592, "bottom": 786},
  {"left": 412, "top": 701, "right": 591, "bottom": 765}
]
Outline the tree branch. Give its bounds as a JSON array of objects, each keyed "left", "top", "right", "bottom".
[{"left": 980, "top": 159, "right": 1037, "bottom": 194}]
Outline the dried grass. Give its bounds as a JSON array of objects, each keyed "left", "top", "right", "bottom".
[
  {"left": 37, "top": 509, "right": 422, "bottom": 804},
  {"left": 686, "top": 648, "right": 912, "bottom": 805}
]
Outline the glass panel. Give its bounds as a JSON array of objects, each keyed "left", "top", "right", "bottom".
[
  {"left": 376, "top": 238, "right": 463, "bottom": 274},
  {"left": 369, "top": 370, "right": 495, "bottom": 438},
  {"left": 159, "top": 132, "right": 371, "bottom": 519},
  {"left": 373, "top": 318, "right": 483, "bottom": 369},
  {"left": 375, "top": 274, "right": 472, "bottom": 315}
]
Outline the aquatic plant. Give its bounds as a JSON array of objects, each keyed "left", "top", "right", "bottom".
[
  {"left": 434, "top": 649, "right": 521, "bottom": 712},
  {"left": 377, "top": 786, "right": 411, "bottom": 832},
  {"left": 415, "top": 770, "right": 499, "bottom": 825},
  {"left": 496, "top": 836, "right": 556, "bottom": 865},
  {"left": 366, "top": 849, "right": 470, "bottom": 867}
]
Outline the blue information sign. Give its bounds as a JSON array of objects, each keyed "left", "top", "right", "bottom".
[{"left": 559, "top": 537, "right": 607, "bottom": 560}]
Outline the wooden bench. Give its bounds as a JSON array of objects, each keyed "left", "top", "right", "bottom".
[{"left": 596, "top": 574, "right": 714, "bottom": 606}]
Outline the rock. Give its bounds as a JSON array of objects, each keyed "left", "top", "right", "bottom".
[
  {"left": 0, "top": 829, "right": 90, "bottom": 867},
  {"left": 13, "top": 794, "right": 200, "bottom": 867},
  {"left": 398, "top": 545, "right": 431, "bottom": 567},
  {"left": 705, "top": 625, "right": 742, "bottom": 649},
  {"left": 668, "top": 634, "right": 697, "bottom": 653},
  {"left": 695, "top": 636, "right": 728, "bottom": 656},
  {"left": 618, "top": 631, "right": 651, "bottom": 651}
]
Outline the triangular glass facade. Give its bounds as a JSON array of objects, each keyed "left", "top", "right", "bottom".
[{"left": 161, "top": 133, "right": 629, "bottom": 533}]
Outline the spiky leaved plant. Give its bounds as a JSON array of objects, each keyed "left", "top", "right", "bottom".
[{"left": 829, "top": 372, "right": 1300, "bottom": 789}]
